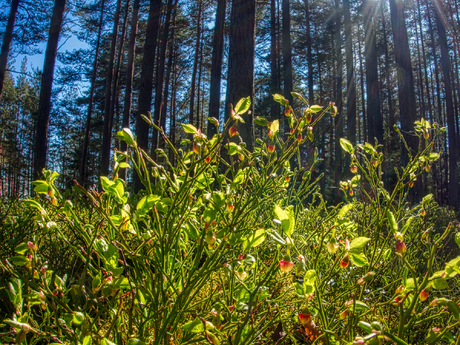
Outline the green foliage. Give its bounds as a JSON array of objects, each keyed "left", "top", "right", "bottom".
[{"left": 0, "top": 95, "right": 459, "bottom": 345}]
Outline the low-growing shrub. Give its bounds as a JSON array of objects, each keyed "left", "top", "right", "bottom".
[{"left": 1, "top": 95, "right": 459, "bottom": 345}]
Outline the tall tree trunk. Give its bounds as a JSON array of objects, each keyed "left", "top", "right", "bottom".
[
  {"left": 389, "top": 0, "right": 418, "bottom": 153},
  {"left": 305, "top": 0, "right": 314, "bottom": 104},
  {"left": 119, "top": 0, "right": 139, "bottom": 181},
  {"left": 226, "top": 0, "right": 256, "bottom": 151},
  {"left": 152, "top": 0, "right": 174, "bottom": 156},
  {"left": 381, "top": 3, "right": 394, "bottom": 132},
  {"left": 101, "top": 0, "right": 122, "bottom": 176},
  {"left": 418, "top": 0, "right": 432, "bottom": 123},
  {"left": 434, "top": 3, "right": 458, "bottom": 208},
  {"left": 169, "top": 51, "right": 177, "bottom": 164},
  {"left": 333, "top": 0, "right": 344, "bottom": 202},
  {"left": 162, "top": 0, "right": 178, "bottom": 145},
  {"left": 112, "top": 0, "right": 130, "bottom": 149},
  {"left": 33, "top": 0, "right": 66, "bottom": 178},
  {"left": 363, "top": 0, "right": 382, "bottom": 144},
  {"left": 282, "top": 0, "right": 292, "bottom": 105},
  {"left": 357, "top": 25, "right": 366, "bottom": 143},
  {"left": 344, "top": 0, "right": 356, "bottom": 144},
  {"left": 134, "top": 0, "right": 161, "bottom": 191},
  {"left": 270, "top": 0, "right": 280, "bottom": 120},
  {"left": 197, "top": 26, "right": 203, "bottom": 131},
  {"left": 0, "top": 0, "right": 19, "bottom": 97},
  {"left": 413, "top": 5, "right": 425, "bottom": 119},
  {"left": 189, "top": 0, "right": 202, "bottom": 127},
  {"left": 80, "top": 0, "right": 106, "bottom": 184},
  {"left": 208, "top": 0, "right": 227, "bottom": 137}
]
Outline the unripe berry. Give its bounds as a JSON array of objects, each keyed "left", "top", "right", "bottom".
[{"left": 340, "top": 253, "right": 350, "bottom": 269}]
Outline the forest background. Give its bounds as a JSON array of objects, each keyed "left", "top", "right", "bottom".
[{"left": 0, "top": 0, "right": 458, "bottom": 209}]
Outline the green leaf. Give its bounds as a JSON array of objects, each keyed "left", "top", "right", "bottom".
[
  {"left": 340, "top": 138, "right": 354, "bottom": 154},
  {"left": 273, "top": 93, "right": 287, "bottom": 106},
  {"left": 309, "top": 105, "right": 322, "bottom": 113},
  {"left": 349, "top": 237, "right": 371, "bottom": 252},
  {"left": 267, "top": 229, "right": 286, "bottom": 245},
  {"left": 294, "top": 282, "right": 305, "bottom": 296},
  {"left": 455, "top": 233, "right": 460, "bottom": 250},
  {"left": 337, "top": 204, "right": 354, "bottom": 219},
  {"left": 15, "top": 243, "right": 29, "bottom": 255},
  {"left": 100, "top": 176, "right": 114, "bottom": 192},
  {"left": 208, "top": 117, "right": 219, "bottom": 126},
  {"left": 244, "top": 229, "right": 266, "bottom": 249},
  {"left": 363, "top": 142, "right": 376, "bottom": 155},
  {"left": 303, "top": 269, "right": 317, "bottom": 295},
  {"left": 353, "top": 301, "right": 370, "bottom": 312},
  {"left": 445, "top": 256, "right": 460, "bottom": 277},
  {"left": 225, "top": 142, "right": 240, "bottom": 155},
  {"left": 386, "top": 210, "right": 398, "bottom": 233},
  {"left": 432, "top": 278, "right": 448, "bottom": 290},
  {"left": 72, "top": 312, "right": 85, "bottom": 325},
  {"left": 83, "top": 335, "right": 92, "bottom": 345},
  {"left": 10, "top": 255, "right": 29, "bottom": 266},
  {"left": 116, "top": 128, "right": 134, "bottom": 145},
  {"left": 270, "top": 120, "right": 280, "bottom": 134},
  {"left": 358, "top": 321, "right": 372, "bottom": 333},
  {"left": 31, "top": 180, "right": 49, "bottom": 194},
  {"left": 291, "top": 91, "right": 304, "bottom": 101},
  {"left": 428, "top": 153, "right": 440, "bottom": 161},
  {"left": 127, "top": 339, "right": 146, "bottom": 345},
  {"left": 447, "top": 301, "right": 460, "bottom": 320},
  {"left": 233, "top": 169, "right": 246, "bottom": 185},
  {"left": 234, "top": 97, "right": 251, "bottom": 115},
  {"left": 304, "top": 269, "right": 317, "bottom": 283},
  {"left": 137, "top": 195, "right": 160, "bottom": 214},
  {"left": 349, "top": 252, "right": 368, "bottom": 267},
  {"left": 181, "top": 319, "right": 202, "bottom": 333},
  {"left": 404, "top": 278, "right": 416, "bottom": 290},
  {"left": 181, "top": 123, "right": 198, "bottom": 134},
  {"left": 254, "top": 116, "right": 268, "bottom": 127},
  {"left": 180, "top": 319, "right": 214, "bottom": 334},
  {"left": 101, "top": 339, "right": 117, "bottom": 345},
  {"left": 382, "top": 332, "right": 408, "bottom": 345},
  {"left": 274, "top": 204, "right": 295, "bottom": 236}
]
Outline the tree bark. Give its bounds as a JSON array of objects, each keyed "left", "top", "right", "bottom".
[
  {"left": 79, "top": 0, "right": 106, "bottom": 184},
  {"left": 389, "top": 0, "right": 418, "bottom": 153},
  {"left": 152, "top": 0, "right": 174, "bottom": 154},
  {"left": 134, "top": 0, "right": 161, "bottom": 191},
  {"left": 208, "top": 0, "right": 227, "bottom": 137},
  {"left": 226, "top": 0, "right": 256, "bottom": 151},
  {"left": 162, "top": 0, "right": 178, "bottom": 145},
  {"left": 435, "top": 3, "right": 458, "bottom": 208},
  {"left": 189, "top": 0, "right": 202, "bottom": 127},
  {"left": 0, "top": 0, "right": 20, "bottom": 97},
  {"left": 34, "top": 0, "right": 66, "bottom": 178},
  {"left": 305, "top": 0, "right": 314, "bottom": 104},
  {"left": 282, "top": 0, "right": 292, "bottom": 105},
  {"left": 119, "top": 0, "right": 139, "bottom": 181},
  {"left": 101, "top": 0, "right": 122, "bottom": 176},
  {"left": 344, "top": 0, "right": 356, "bottom": 144},
  {"left": 363, "top": 0, "right": 382, "bottom": 144}
]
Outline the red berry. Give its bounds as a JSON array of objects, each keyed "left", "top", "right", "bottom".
[
  {"left": 340, "top": 253, "right": 349, "bottom": 269},
  {"left": 229, "top": 126, "right": 238, "bottom": 137},
  {"left": 395, "top": 240, "right": 407, "bottom": 255},
  {"left": 419, "top": 289, "right": 429, "bottom": 302}
]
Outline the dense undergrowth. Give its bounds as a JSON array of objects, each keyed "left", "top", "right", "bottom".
[{"left": 1, "top": 94, "right": 459, "bottom": 345}]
